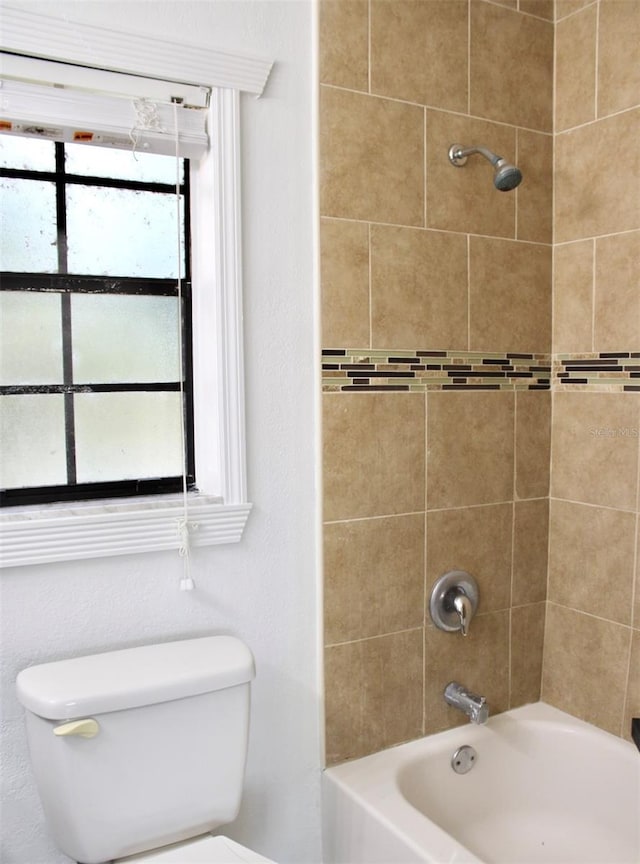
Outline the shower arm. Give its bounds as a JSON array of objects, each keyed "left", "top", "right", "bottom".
[{"left": 448, "top": 145, "right": 502, "bottom": 167}]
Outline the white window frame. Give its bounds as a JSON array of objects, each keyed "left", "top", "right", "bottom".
[{"left": 0, "top": 6, "right": 273, "bottom": 567}]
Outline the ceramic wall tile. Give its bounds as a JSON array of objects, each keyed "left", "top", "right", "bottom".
[
  {"left": 325, "top": 629, "right": 424, "bottom": 763},
  {"left": 370, "top": 0, "right": 468, "bottom": 112},
  {"left": 543, "top": 604, "right": 632, "bottom": 735},
  {"left": 598, "top": 0, "right": 640, "bottom": 118},
  {"left": 510, "top": 603, "right": 545, "bottom": 707},
  {"left": 512, "top": 499, "right": 549, "bottom": 606},
  {"left": 321, "top": 219, "right": 370, "bottom": 348},
  {"left": 555, "top": 4, "right": 597, "bottom": 131},
  {"left": 370, "top": 225, "right": 468, "bottom": 349},
  {"left": 427, "top": 392, "right": 514, "bottom": 509},
  {"left": 548, "top": 499, "right": 636, "bottom": 624},
  {"left": 323, "top": 392, "right": 426, "bottom": 521},
  {"left": 470, "top": 0, "right": 553, "bottom": 131},
  {"left": 555, "top": 109, "right": 640, "bottom": 243},
  {"left": 320, "top": 86, "right": 425, "bottom": 225},
  {"left": 469, "top": 237, "right": 552, "bottom": 354},
  {"left": 550, "top": 392, "right": 640, "bottom": 510},
  {"left": 319, "top": 0, "right": 369, "bottom": 91},
  {"left": 324, "top": 513, "right": 425, "bottom": 644}
]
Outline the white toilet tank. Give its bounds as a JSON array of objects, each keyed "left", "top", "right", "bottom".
[{"left": 16, "top": 636, "right": 255, "bottom": 864}]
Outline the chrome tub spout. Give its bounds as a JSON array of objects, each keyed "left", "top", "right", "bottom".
[{"left": 444, "top": 681, "right": 489, "bottom": 725}]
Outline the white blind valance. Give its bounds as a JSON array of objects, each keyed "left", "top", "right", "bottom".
[
  {"left": 0, "top": 78, "right": 209, "bottom": 159},
  {"left": 0, "top": 5, "right": 273, "bottom": 96}
]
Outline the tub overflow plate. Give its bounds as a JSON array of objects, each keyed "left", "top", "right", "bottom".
[{"left": 451, "top": 745, "right": 477, "bottom": 774}]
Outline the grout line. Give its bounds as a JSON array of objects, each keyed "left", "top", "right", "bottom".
[
  {"left": 621, "top": 451, "right": 640, "bottom": 735},
  {"left": 543, "top": 361, "right": 554, "bottom": 701},
  {"left": 594, "top": 0, "right": 600, "bottom": 120},
  {"left": 551, "top": 0, "right": 556, "bottom": 367},
  {"left": 424, "top": 393, "right": 429, "bottom": 516},
  {"left": 325, "top": 625, "right": 424, "bottom": 650},
  {"left": 323, "top": 499, "right": 545, "bottom": 528},
  {"left": 467, "top": 0, "right": 471, "bottom": 115},
  {"left": 553, "top": 228, "right": 640, "bottom": 247},
  {"left": 591, "top": 238, "right": 596, "bottom": 351},
  {"left": 367, "top": 0, "right": 371, "bottom": 95},
  {"left": 422, "top": 392, "right": 429, "bottom": 735},
  {"left": 486, "top": 0, "right": 554, "bottom": 22},
  {"left": 514, "top": 129, "right": 519, "bottom": 240},
  {"left": 508, "top": 505, "right": 516, "bottom": 707},
  {"left": 511, "top": 599, "right": 548, "bottom": 611},
  {"left": 539, "top": 594, "right": 549, "bottom": 703},
  {"left": 423, "top": 108, "right": 428, "bottom": 229},
  {"left": 548, "top": 495, "right": 638, "bottom": 515},
  {"left": 508, "top": 606, "right": 513, "bottom": 708},
  {"left": 319, "top": 82, "right": 555, "bottom": 135},
  {"left": 423, "top": 507, "right": 428, "bottom": 735},
  {"left": 319, "top": 215, "right": 554, "bottom": 246},
  {"left": 368, "top": 222, "right": 373, "bottom": 350},
  {"left": 552, "top": 0, "right": 557, "bottom": 137},
  {"left": 466, "top": 234, "right": 471, "bottom": 350},
  {"left": 555, "top": 0, "right": 599, "bottom": 24},
  {"left": 545, "top": 599, "right": 636, "bottom": 631},
  {"left": 509, "top": 387, "right": 518, "bottom": 707},
  {"left": 555, "top": 102, "right": 640, "bottom": 136},
  {"left": 423, "top": 391, "right": 428, "bottom": 736}
]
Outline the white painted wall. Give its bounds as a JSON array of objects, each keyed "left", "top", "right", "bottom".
[{"left": 0, "top": 2, "right": 322, "bottom": 862}]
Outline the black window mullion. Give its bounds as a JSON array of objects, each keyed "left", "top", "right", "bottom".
[
  {"left": 0, "top": 273, "right": 186, "bottom": 297},
  {"left": 60, "top": 294, "right": 77, "bottom": 485},
  {"left": 55, "top": 143, "right": 78, "bottom": 486},
  {"left": 182, "top": 161, "right": 192, "bottom": 282},
  {"left": 181, "top": 288, "right": 195, "bottom": 482},
  {"left": 55, "top": 143, "right": 69, "bottom": 273},
  {"left": 0, "top": 166, "right": 184, "bottom": 196}
]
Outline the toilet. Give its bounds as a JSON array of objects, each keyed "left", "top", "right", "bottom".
[{"left": 16, "top": 636, "right": 276, "bottom": 864}]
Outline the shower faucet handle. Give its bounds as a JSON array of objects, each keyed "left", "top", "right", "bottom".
[
  {"left": 429, "top": 570, "right": 479, "bottom": 636},
  {"left": 453, "top": 592, "right": 472, "bottom": 637}
]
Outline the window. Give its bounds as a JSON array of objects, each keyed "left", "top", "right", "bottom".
[
  {"left": 0, "top": 6, "right": 272, "bottom": 566},
  {"left": 0, "top": 137, "right": 195, "bottom": 506}
]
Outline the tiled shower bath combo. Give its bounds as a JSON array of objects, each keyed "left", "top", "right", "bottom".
[{"left": 319, "top": 0, "right": 640, "bottom": 777}]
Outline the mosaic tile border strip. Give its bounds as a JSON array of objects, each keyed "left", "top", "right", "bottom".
[
  {"left": 322, "top": 349, "right": 552, "bottom": 392},
  {"left": 554, "top": 353, "right": 640, "bottom": 392}
]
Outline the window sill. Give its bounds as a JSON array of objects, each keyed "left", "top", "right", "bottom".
[{"left": 0, "top": 493, "right": 252, "bottom": 568}]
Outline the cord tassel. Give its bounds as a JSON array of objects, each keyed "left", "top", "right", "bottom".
[{"left": 177, "top": 518, "right": 197, "bottom": 591}]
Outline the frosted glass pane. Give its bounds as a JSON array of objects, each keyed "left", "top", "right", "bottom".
[
  {"left": 65, "top": 144, "right": 182, "bottom": 184},
  {"left": 0, "top": 179, "right": 58, "bottom": 272},
  {"left": 0, "top": 395, "right": 67, "bottom": 488},
  {"left": 75, "top": 392, "right": 183, "bottom": 482},
  {"left": 71, "top": 294, "right": 180, "bottom": 383},
  {"left": 0, "top": 292, "right": 63, "bottom": 385},
  {"left": 0, "top": 135, "right": 55, "bottom": 171},
  {"left": 66, "top": 185, "right": 184, "bottom": 278}
]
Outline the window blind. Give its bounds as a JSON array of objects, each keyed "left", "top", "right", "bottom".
[{"left": 0, "top": 55, "right": 209, "bottom": 159}]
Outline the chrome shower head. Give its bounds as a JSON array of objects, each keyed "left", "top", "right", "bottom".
[
  {"left": 493, "top": 158, "right": 523, "bottom": 192},
  {"left": 448, "top": 144, "right": 523, "bottom": 192}
]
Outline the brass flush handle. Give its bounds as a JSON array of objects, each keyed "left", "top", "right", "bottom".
[{"left": 53, "top": 718, "right": 100, "bottom": 738}]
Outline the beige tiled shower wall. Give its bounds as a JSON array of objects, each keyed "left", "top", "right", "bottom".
[
  {"left": 544, "top": 0, "right": 640, "bottom": 739},
  {"left": 320, "top": 0, "right": 553, "bottom": 764}
]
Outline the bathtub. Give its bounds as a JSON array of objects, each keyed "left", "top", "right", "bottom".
[{"left": 323, "top": 702, "right": 640, "bottom": 864}]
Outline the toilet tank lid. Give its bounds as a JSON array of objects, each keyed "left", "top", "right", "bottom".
[{"left": 16, "top": 636, "right": 255, "bottom": 720}]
